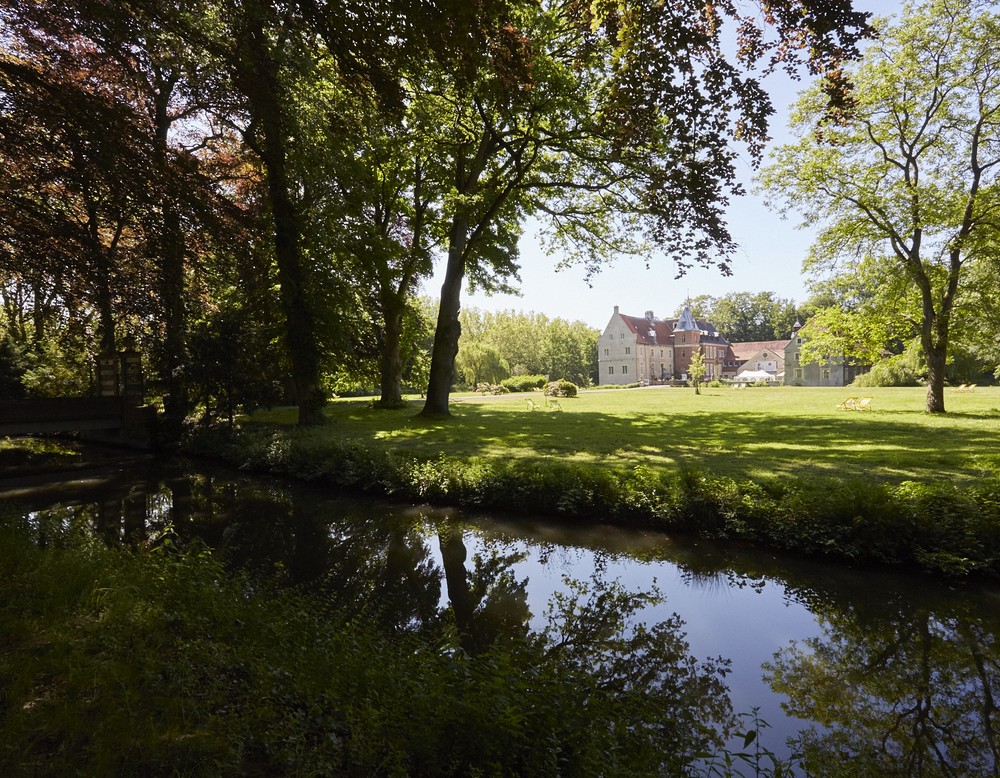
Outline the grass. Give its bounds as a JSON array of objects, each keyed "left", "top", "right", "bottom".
[
  {"left": 248, "top": 386, "right": 1000, "bottom": 486},
  {"left": 187, "top": 384, "right": 1000, "bottom": 578}
]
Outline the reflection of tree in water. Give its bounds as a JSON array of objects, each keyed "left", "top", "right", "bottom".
[
  {"left": 438, "top": 521, "right": 735, "bottom": 769},
  {"left": 438, "top": 520, "right": 530, "bottom": 656},
  {"left": 12, "top": 471, "right": 738, "bottom": 770},
  {"left": 765, "top": 601, "right": 1000, "bottom": 776}
]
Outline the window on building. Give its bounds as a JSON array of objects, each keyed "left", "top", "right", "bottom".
[
  {"left": 660, "top": 349, "right": 663, "bottom": 356},
  {"left": 625, "top": 347, "right": 631, "bottom": 354},
  {"left": 681, "top": 334, "right": 687, "bottom": 343},
  {"left": 604, "top": 348, "right": 609, "bottom": 356},
  {"left": 794, "top": 368, "right": 803, "bottom": 379},
  {"left": 622, "top": 366, "right": 628, "bottom": 374},
  {"left": 608, "top": 366, "right": 614, "bottom": 374}
]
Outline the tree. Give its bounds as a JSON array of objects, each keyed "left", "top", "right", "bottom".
[
  {"left": 0, "top": 0, "right": 241, "bottom": 420},
  {"left": 454, "top": 342, "right": 509, "bottom": 388},
  {"left": 455, "top": 308, "right": 598, "bottom": 386},
  {"left": 419, "top": 0, "right": 873, "bottom": 417},
  {"left": 688, "top": 349, "right": 706, "bottom": 394},
  {"left": 763, "top": 0, "right": 1000, "bottom": 413},
  {"left": 676, "top": 291, "right": 803, "bottom": 342}
]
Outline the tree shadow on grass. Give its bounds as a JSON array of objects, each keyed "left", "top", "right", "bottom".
[{"left": 380, "top": 405, "right": 1000, "bottom": 484}]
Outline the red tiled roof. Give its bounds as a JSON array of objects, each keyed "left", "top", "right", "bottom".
[
  {"left": 620, "top": 314, "right": 673, "bottom": 345},
  {"left": 729, "top": 340, "right": 792, "bottom": 361}
]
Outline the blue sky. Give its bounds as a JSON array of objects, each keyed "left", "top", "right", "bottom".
[{"left": 421, "top": 0, "right": 902, "bottom": 330}]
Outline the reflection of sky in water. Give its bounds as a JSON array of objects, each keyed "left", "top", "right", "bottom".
[
  {"left": 11, "top": 468, "right": 1000, "bottom": 773},
  {"left": 436, "top": 529, "right": 823, "bottom": 752}
]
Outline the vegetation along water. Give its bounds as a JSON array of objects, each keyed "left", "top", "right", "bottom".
[
  {"left": 188, "top": 385, "right": 1000, "bottom": 581},
  {"left": 2, "top": 459, "right": 998, "bottom": 776}
]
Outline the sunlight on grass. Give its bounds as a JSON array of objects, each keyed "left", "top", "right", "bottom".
[{"left": 247, "top": 386, "right": 1000, "bottom": 486}]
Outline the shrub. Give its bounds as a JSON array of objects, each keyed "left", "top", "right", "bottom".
[
  {"left": 853, "top": 341, "right": 925, "bottom": 387},
  {"left": 183, "top": 424, "right": 1000, "bottom": 581},
  {"left": 0, "top": 523, "right": 734, "bottom": 776},
  {"left": 475, "top": 383, "right": 509, "bottom": 395},
  {"left": 500, "top": 374, "right": 548, "bottom": 393},
  {"left": 545, "top": 380, "right": 578, "bottom": 398}
]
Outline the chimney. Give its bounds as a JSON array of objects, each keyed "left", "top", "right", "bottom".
[
  {"left": 645, "top": 310, "right": 654, "bottom": 321},
  {"left": 614, "top": 305, "right": 619, "bottom": 314}
]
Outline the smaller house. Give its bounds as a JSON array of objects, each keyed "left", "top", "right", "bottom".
[
  {"left": 729, "top": 339, "right": 791, "bottom": 383},
  {"left": 783, "top": 321, "right": 861, "bottom": 386}
]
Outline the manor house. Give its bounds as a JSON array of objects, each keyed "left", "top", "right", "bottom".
[
  {"left": 598, "top": 306, "right": 731, "bottom": 385},
  {"left": 598, "top": 307, "right": 857, "bottom": 386}
]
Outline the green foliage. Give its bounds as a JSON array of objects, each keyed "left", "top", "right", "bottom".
[
  {"left": 460, "top": 309, "right": 599, "bottom": 388},
  {"left": 474, "top": 383, "right": 509, "bottom": 395},
  {"left": 762, "top": 0, "right": 1000, "bottom": 412},
  {"left": 455, "top": 342, "right": 509, "bottom": 389},
  {"left": 17, "top": 338, "right": 92, "bottom": 398},
  {"left": 185, "top": 390, "right": 1000, "bottom": 580},
  {"left": 688, "top": 350, "right": 707, "bottom": 390},
  {"left": 680, "top": 291, "right": 803, "bottom": 343},
  {"left": 500, "top": 374, "right": 548, "bottom": 392},
  {"left": 187, "top": 303, "right": 285, "bottom": 422},
  {"left": 544, "top": 380, "right": 578, "bottom": 398},
  {"left": 0, "top": 522, "right": 734, "bottom": 775},
  {"left": 0, "top": 336, "right": 27, "bottom": 399},
  {"left": 852, "top": 341, "right": 925, "bottom": 387}
]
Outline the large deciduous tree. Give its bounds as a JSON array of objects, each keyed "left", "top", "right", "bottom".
[
  {"left": 419, "top": 0, "right": 872, "bottom": 417},
  {"left": 680, "top": 291, "right": 803, "bottom": 342},
  {"left": 763, "top": 0, "right": 1000, "bottom": 413},
  {"left": 0, "top": 0, "right": 237, "bottom": 418}
]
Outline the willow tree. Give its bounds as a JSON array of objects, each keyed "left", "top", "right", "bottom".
[
  {"left": 419, "top": 0, "right": 873, "bottom": 417},
  {"left": 763, "top": 0, "right": 1000, "bottom": 413}
]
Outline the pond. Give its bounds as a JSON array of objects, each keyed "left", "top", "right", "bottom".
[{"left": 4, "top": 457, "right": 999, "bottom": 775}]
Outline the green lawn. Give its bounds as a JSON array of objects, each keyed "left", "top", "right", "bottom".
[{"left": 251, "top": 385, "right": 1000, "bottom": 485}]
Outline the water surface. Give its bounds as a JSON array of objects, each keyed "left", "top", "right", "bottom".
[{"left": 5, "top": 459, "right": 998, "bottom": 775}]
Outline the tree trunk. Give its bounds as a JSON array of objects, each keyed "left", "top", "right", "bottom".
[
  {"left": 438, "top": 526, "right": 478, "bottom": 657},
  {"left": 241, "top": 8, "right": 325, "bottom": 425},
  {"left": 377, "top": 293, "right": 405, "bottom": 408},
  {"left": 159, "top": 205, "right": 191, "bottom": 425},
  {"left": 924, "top": 339, "right": 947, "bottom": 414},
  {"left": 152, "top": 73, "right": 191, "bottom": 429},
  {"left": 420, "top": 217, "right": 468, "bottom": 417},
  {"left": 919, "top": 284, "right": 948, "bottom": 414}
]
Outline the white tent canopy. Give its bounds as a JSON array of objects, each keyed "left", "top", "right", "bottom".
[{"left": 735, "top": 369, "right": 776, "bottom": 383}]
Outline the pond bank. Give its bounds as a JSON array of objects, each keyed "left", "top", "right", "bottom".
[
  {"left": 181, "top": 423, "right": 1000, "bottom": 581},
  {"left": 5, "top": 456, "right": 998, "bottom": 776}
]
